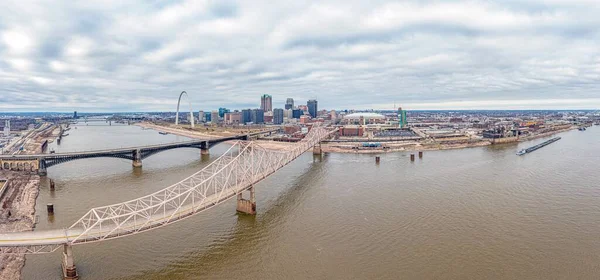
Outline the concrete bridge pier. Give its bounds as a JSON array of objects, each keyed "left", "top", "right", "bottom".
[
  {"left": 200, "top": 141, "right": 210, "bottom": 155},
  {"left": 38, "top": 159, "right": 47, "bottom": 176},
  {"left": 313, "top": 143, "right": 322, "bottom": 155},
  {"left": 236, "top": 186, "right": 256, "bottom": 215},
  {"left": 132, "top": 149, "right": 142, "bottom": 167},
  {"left": 61, "top": 244, "right": 78, "bottom": 280}
]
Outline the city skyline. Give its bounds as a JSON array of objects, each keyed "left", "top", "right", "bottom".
[{"left": 2, "top": 0, "right": 600, "bottom": 112}]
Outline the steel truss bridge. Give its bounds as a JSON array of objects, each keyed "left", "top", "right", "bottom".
[
  {"left": 0, "top": 129, "right": 278, "bottom": 174},
  {"left": 0, "top": 125, "right": 334, "bottom": 255}
]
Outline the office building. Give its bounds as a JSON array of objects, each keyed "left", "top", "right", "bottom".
[
  {"left": 285, "top": 98, "right": 294, "bottom": 110},
  {"left": 225, "top": 112, "right": 242, "bottom": 125},
  {"left": 307, "top": 99, "right": 318, "bottom": 118},
  {"left": 211, "top": 111, "right": 220, "bottom": 123},
  {"left": 260, "top": 94, "right": 272, "bottom": 112},
  {"left": 251, "top": 109, "right": 265, "bottom": 124},
  {"left": 198, "top": 110, "right": 205, "bottom": 122},
  {"left": 218, "top": 107, "right": 230, "bottom": 118},
  {"left": 73, "top": 111, "right": 78, "bottom": 119},
  {"left": 273, "top": 108, "right": 284, "bottom": 125},
  {"left": 398, "top": 107, "right": 407, "bottom": 128},
  {"left": 3, "top": 120, "right": 9, "bottom": 137},
  {"left": 292, "top": 109, "right": 303, "bottom": 119},
  {"left": 242, "top": 109, "right": 252, "bottom": 124},
  {"left": 205, "top": 112, "right": 211, "bottom": 122}
]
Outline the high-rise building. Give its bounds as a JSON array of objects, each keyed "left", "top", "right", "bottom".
[
  {"left": 398, "top": 107, "right": 408, "bottom": 128},
  {"left": 285, "top": 98, "right": 294, "bottom": 110},
  {"left": 260, "top": 94, "right": 272, "bottom": 112},
  {"left": 205, "top": 112, "right": 211, "bottom": 122},
  {"left": 292, "top": 109, "right": 303, "bottom": 119},
  {"left": 73, "top": 111, "right": 78, "bottom": 119},
  {"left": 273, "top": 108, "right": 284, "bottom": 125},
  {"left": 218, "top": 108, "right": 230, "bottom": 118},
  {"left": 242, "top": 109, "right": 252, "bottom": 124},
  {"left": 3, "top": 120, "right": 10, "bottom": 137},
  {"left": 251, "top": 109, "right": 265, "bottom": 124},
  {"left": 284, "top": 109, "right": 293, "bottom": 120},
  {"left": 198, "top": 110, "right": 205, "bottom": 122},
  {"left": 307, "top": 99, "right": 318, "bottom": 118},
  {"left": 211, "top": 111, "right": 220, "bottom": 123}
]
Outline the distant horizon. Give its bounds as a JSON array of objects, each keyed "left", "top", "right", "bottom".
[{"left": 2, "top": 108, "right": 599, "bottom": 115}]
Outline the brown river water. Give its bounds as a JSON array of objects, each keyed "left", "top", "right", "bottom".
[{"left": 21, "top": 124, "right": 600, "bottom": 279}]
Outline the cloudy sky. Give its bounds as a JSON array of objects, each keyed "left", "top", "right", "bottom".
[{"left": 1, "top": 0, "right": 599, "bottom": 112}]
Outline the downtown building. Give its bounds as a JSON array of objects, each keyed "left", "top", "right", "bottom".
[
  {"left": 285, "top": 98, "right": 294, "bottom": 110},
  {"left": 251, "top": 109, "right": 265, "bottom": 124},
  {"left": 260, "top": 94, "right": 272, "bottom": 112},
  {"left": 273, "top": 108, "right": 284, "bottom": 125},
  {"left": 307, "top": 99, "right": 318, "bottom": 118}
]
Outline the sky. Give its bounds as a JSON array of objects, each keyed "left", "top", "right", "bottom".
[{"left": 1, "top": 0, "right": 599, "bottom": 112}]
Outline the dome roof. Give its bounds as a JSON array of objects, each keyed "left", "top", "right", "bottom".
[{"left": 344, "top": 113, "right": 385, "bottom": 119}]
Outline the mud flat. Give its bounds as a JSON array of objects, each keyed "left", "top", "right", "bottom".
[{"left": 0, "top": 171, "right": 40, "bottom": 280}]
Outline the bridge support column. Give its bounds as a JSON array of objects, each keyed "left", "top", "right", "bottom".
[
  {"left": 132, "top": 149, "right": 142, "bottom": 167},
  {"left": 313, "top": 143, "right": 322, "bottom": 155},
  {"left": 236, "top": 186, "right": 256, "bottom": 215},
  {"left": 200, "top": 141, "right": 210, "bottom": 155},
  {"left": 61, "top": 244, "right": 78, "bottom": 280},
  {"left": 38, "top": 159, "right": 47, "bottom": 176}
]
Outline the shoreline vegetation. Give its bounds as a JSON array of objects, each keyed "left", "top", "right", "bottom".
[{"left": 137, "top": 122, "right": 577, "bottom": 154}]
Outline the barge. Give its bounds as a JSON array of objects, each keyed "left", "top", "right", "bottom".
[{"left": 517, "top": 137, "right": 561, "bottom": 156}]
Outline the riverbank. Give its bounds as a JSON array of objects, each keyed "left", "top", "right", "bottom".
[
  {"left": 137, "top": 122, "right": 295, "bottom": 151},
  {"left": 0, "top": 172, "right": 40, "bottom": 280},
  {"left": 0, "top": 123, "right": 58, "bottom": 280},
  {"left": 137, "top": 122, "right": 578, "bottom": 154}
]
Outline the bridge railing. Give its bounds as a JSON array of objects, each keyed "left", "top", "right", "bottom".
[{"left": 67, "top": 125, "right": 332, "bottom": 244}]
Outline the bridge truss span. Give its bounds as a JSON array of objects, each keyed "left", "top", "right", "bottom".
[{"left": 0, "top": 125, "right": 334, "bottom": 253}]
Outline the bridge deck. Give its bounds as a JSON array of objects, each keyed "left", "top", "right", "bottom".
[{"left": 0, "top": 126, "right": 332, "bottom": 253}]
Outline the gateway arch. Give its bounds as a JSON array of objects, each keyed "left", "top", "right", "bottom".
[{"left": 175, "top": 91, "right": 195, "bottom": 128}]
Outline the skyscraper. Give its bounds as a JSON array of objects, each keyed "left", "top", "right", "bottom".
[
  {"left": 211, "top": 111, "right": 220, "bottom": 123},
  {"left": 307, "top": 99, "right": 318, "bottom": 118},
  {"left": 198, "top": 110, "right": 205, "bottom": 122},
  {"left": 73, "top": 111, "right": 78, "bottom": 119},
  {"left": 241, "top": 109, "right": 252, "bottom": 124},
  {"left": 251, "top": 109, "right": 265, "bottom": 124},
  {"left": 3, "top": 120, "right": 10, "bottom": 137},
  {"left": 285, "top": 98, "right": 294, "bottom": 110},
  {"left": 273, "top": 108, "right": 284, "bottom": 125},
  {"left": 260, "top": 94, "right": 272, "bottom": 112},
  {"left": 398, "top": 107, "right": 408, "bottom": 128},
  {"left": 218, "top": 108, "right": 230, "bottom": 118}
]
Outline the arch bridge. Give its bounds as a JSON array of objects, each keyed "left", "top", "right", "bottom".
[
  {"left": 0, "top": 125, "right": 335, "bottom": 279},
  {"left": 0, "top": 129, "right": 278, "bottom": 175}
]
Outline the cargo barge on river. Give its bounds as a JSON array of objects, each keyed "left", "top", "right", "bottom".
[{"left": 517, "top": 137, "right": 561, "bottom": 156}]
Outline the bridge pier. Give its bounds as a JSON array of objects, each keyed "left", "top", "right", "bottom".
[
  {"left": 313, "top": 143, "right": 322, "bottom": 155},
  {"left": 61, "top": 244, "right": 78, "bottom": 280},
  {"left": 38, "top": 159, "right": 47, "bottom": 176},
  {"left": 132, "top": 149, "right": 142, "bottom": 167},
  {"left": 236, "top": 186, "right": 256, "bottom": 215},
  {"left": 200, "top": 141, "right": 210, "bottom": 155}
]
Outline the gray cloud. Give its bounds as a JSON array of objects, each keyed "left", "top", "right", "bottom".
[{"left": 1, "top": 0, "right": 599, "bottom": 112}]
